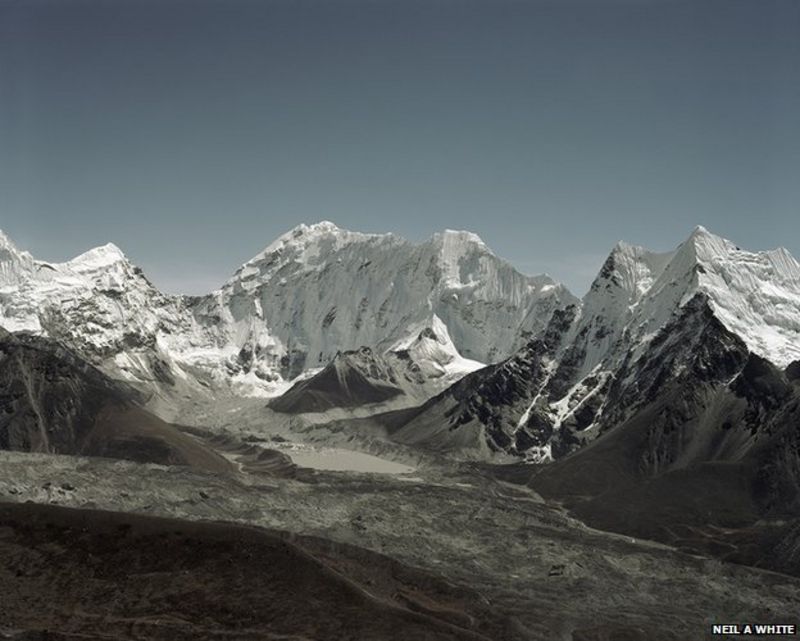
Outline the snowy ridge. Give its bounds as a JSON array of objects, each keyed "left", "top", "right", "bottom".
[{"left": 233, "top": 221, "right": 406, "bottom": 285}]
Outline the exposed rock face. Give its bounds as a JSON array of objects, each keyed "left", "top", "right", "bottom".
[{"left": 0, "top": 329, "right": 135, "bottom": 453}]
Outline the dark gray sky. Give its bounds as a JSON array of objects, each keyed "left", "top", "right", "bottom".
[{"left": 1, "top": 0, "right": 798, "bottom": 295}]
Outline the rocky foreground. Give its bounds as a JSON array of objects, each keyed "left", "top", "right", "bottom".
[{"left": 0, "top": 450, "right": 797, "bottom": 641}]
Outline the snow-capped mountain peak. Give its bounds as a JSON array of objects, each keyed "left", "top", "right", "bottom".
[
  {"left": 0, "top": 231, "right": 36, "bottom": 286},
  {"left": 688, "top": 234, "right": 800, "bottom": 367},
  {"left": 258, "top": 220, "right": 349, "bottom": 256},
  {"left": 65, "top": 242, "right": 129, "bottom": 272},
  {"left": 672, "top": 224, "right": 736, "bottom": 268},
  {"left": 584, "top": 226, "right": 800, "bottom": 367},
  {"left": 591, "top": 240, "right": 673, "bottom": 299},
  {"left": 558, "top": 225, "right": 800, "bottom": 435},
  {"left": 0, "top": 229, "right": 19, "bottom": 250},
  {"left": 1, "top": 236, "right": 134, "bottom": 288},
  {"left": 390, "top": 226, "right": 800, "bottom": 462},
  {"left": 231, "top": 221, "right": 406, "bottom": 287},
  {"left": 430, "top": 228, "right": 489, "bottom": 252}
]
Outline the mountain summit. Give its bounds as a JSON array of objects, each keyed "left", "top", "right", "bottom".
[{"left": 588, "top": 225, "right": 800, "bottom": 367}]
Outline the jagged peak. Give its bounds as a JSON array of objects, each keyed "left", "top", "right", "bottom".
[
  {"left": 246, "top": 221, "right": 400, "bottom": 267},
  {"left": 0, "top": 230, "right": 34, "bottom": 262},
  {"left": 670, "top": 227, "right": 800, "bottom": 282},
  {"left": 611, "top": 238, "right": 635, "bottom": 251},
  {"left": 434, "top": 228, "right": 486, "bottom": 243},
  {"left": 679, "top": 225, "right": 737, "bottom": 261},
  {"left": 0, "top": 230, "right": 129, "bottom": 268},
  {"left": 307, "top": 220, "right": 339, "bottom": 231},
  {"left": 600, "top": 226, "right": 729, "bottom": 271},
  {"left": 0, "top": 229, "right": 18, "bottom": 250},
  {"left": 428, "top": 228, "right": 490, "bottom": 254},
  {"left": 261, "top": 221, "right": 341, "bottom": 254},
  {"left": 607, "top": 239, "right": 649, "bottom": 260},
  {"left": 761, "top": 246, "right": 800, "bottom": 282},
  {"left": 588, "top": 227, "right": 740, "bottom": 304},
  {"left": 611, "top": 227, "right": 800, "bottom": 367},
  {"left": 0, "top": 231, "right": 37, "bottom": 287},
  {"left": 591, "top": 226, "right": 759, "bottom": 295},
  {"left": 590, "top": 239, "right": 673, "bottom": 299},
  {"left": 287, "top": 220, "right": 342, "bottom": 237},
  {"left": 65, "top": 242, "right": 128, "bottom": 270}
]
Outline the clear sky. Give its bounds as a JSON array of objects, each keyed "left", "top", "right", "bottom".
[{"left": 1, "top": 0, "right": 798, "bottom": 296}]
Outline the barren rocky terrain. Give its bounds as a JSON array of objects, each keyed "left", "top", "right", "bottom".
[{"left": 0, "top": 448, "right": 798, "bottom": 640}]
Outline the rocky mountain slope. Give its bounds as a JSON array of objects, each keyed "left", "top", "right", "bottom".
[
  {"left": 0, "top": 224, "right": 574, "bottom": 404},
  {"left": 523, "top": 316, "right": 800, "bottom": 576},
  {"left": 356, "top": 228, "right": 800, "bottom": 577},
  {"left": 0, "top": 329, "right": 231, "bottom": 472}
]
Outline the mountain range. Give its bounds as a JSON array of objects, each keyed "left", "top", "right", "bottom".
[
  {"left": 0, "top": 223, "right": 573, "bottom": 410},
  {"left": 2, "top": 222, "right": 799, "bottom": 467},
  {"left": 3, "top": 221, "right": 800, "bottom": 634}
]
